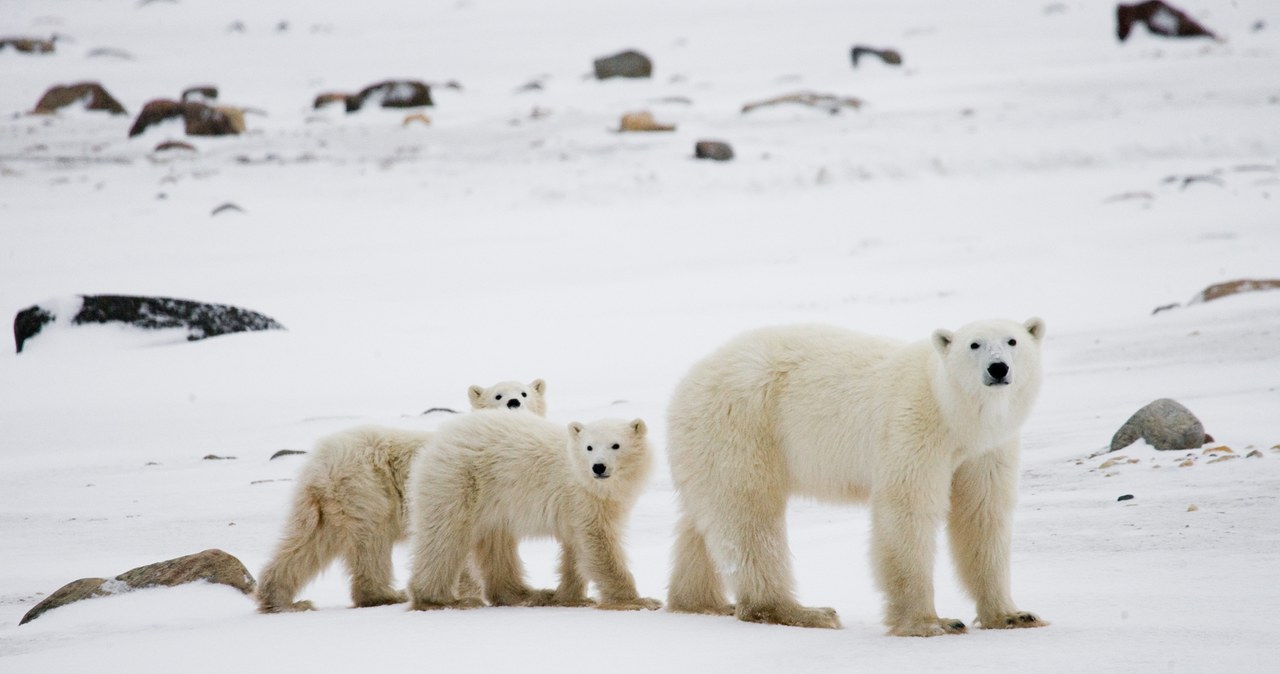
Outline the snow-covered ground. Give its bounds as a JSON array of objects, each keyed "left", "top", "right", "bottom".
[{"left": 2, "top": 1, "right": 1278, "bottom": 671}]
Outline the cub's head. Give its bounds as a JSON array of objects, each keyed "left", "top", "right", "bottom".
[
  {"left": 468, "top": 379, "right": 547, "bottom": 416},
  {"left": 566, "top": 418, "right": 652, "bottom": 492},
  {"left": 931, "top": 318, "right": 1045, "bottom": 394}
]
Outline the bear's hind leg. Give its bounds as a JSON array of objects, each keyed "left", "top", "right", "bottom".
[
  {"left": 256, "top": 491, "right": 342, "bottom": 613},
  {"left": 667, "top": 513, "right": 732, "bottom": 616},
  {"left": 344, "top": 524, "right": 406, "bottom": 608},
  {"left": 475, "top": 529, "right": 544, "bottom": 606}
]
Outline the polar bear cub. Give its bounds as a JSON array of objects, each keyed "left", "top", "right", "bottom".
[
  {"left": 255, "top": 379, "right": 546, "bottom": 614},
  {"left": 666, "top": 319, "right": 1047, "bottom": 636},
  {"left": 407, "top": 410, "right": 660, "bottom": 612}
]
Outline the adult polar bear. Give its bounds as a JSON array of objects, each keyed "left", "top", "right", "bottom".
[{"left": 666, "top": 318, "right": 1048, "bottom": 636}]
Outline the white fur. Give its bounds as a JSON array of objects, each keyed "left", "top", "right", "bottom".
[
  {"left": 255, "top": 379, "right": 547, "bottom": 613},
  {"left": 666, "top": 318, "right": 1048, "bottom": 636},
  {"left": 406, "top": 411, "right": 660, "bottom": 612}
]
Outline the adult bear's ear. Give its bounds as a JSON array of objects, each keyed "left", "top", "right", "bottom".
[
  {"left": 568, "top": 422, "right": 584, "bottom": 437},
  {"left": 530, "top": 378, "right": 546, "bottom": 395},
  {"left": 467, "top": 385, "right": 486, "bottom": 407},
  {"left": 1024, "top": 317, "right": 1046, "bottom": 342},
  {"left": 630, "top": 419, "right": 647, "bottom": 438},
  {"left": 931, "top": 329, "right": 954, "bottom": 354}
]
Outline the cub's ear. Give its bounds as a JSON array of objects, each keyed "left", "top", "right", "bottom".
[
  {"left": 931, "top": 329, "right": 954, "bottom": 354},
  {"left": 1024, "top": 317, "right": 1046, "bottom": 342},
  {"left": 630, "top": 418, "right": 647, "bottom": 438},
  {"left": 467, "top": 385, "right": 486, "bottom": 407},
  {"left": 568, "top": 422, "right": 584, "bottom": 437},
  {"left": 530, "top": 378, "right": 546, "bottom": 395}
]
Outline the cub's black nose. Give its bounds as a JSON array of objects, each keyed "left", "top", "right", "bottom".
[
  {"left": 592, "top": 463, "right": 607, "bottom": 476},
  {"left": 507, "top": 398, "right": 521, "bottom": 409},
  {"left": 988, "top": 362, "right": 1009, "bottom": 380}
]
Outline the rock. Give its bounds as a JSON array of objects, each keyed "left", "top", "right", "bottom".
[
  {"left": 1116, "top": 1, "right": 1219, "bottom": 42},
  {"left": 312, "top": 92, "right": 350, "bottom": 110},
  {"left": 211, "top": 202, "right": 245, "bottom": 216},
  {"left": 1109, "top": 398, "right": 1209, "bottom": 452},
  {"left": 1187, "top": 504, "right": 1198, "bottom": 512},
  {"left": 694, "top": 140, "right": 734, "bottom": 161},
  {"left": 593, "top": 49, "right": 653, "bottom": 79},
  {"left": 181, "top": 85, "right": 218, "bottom": 103},
  {"left": 13, "top": 294, "right": 285, "bottom": 353},
  {"left": 1246, "top": 450, "right": 1263, "bottom": 459},
  {"left": 203, "top": 454, "right": 236, "bottom": 461},
  {"left": 619, "top": 110, "right": 675, "bottom": 132},
  {"left": 1178, "top": 458, "right": 1195, "bottom": 467},
  {"left": 1208, "top": 454, "right": 1238, "bottom": 464},
  {"left": 127, "top": 99, "right": 245, "bottom": 137},
  {"left": 0, "top": 35, "right": 57, "bottom": 54},
  {"left": 1191, "top": 279, "right": 1280, "bottom": 304},
  {"left": 421, "top": 407, "right": 460, "bottom": 415},
  {"left": 20, "top": 549, "right": 254, "bottom": 625},
  {"left": 270, "top": 449, "right": 307, "bottom": 460},
  {"left": 1117, "top": 494, "right": 1134, "bottom": 502},
  {"left": 850, "top": 45, "right": 903, "bottom": 67},
  {"left": 402, "top": 112, "right": 432, "bottom": 126},
  {"left": 154, "top": 140, "right": 197, "bottom": 153},
  {"left": 31, "top": 82, "right": 128, "bottom": 116},
  {"left": 1202, "top": 445, "right": 1233, "bottom": 455}
]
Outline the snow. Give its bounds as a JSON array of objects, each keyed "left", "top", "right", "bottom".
[{"left": 2, "top": 0, "right": 1279, "bottom": 671}]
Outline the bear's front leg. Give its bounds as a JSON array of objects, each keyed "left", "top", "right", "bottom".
[
  {"left": 949, "top": 448, "right": 1048, "bottom": 631},
  {"left": 577, "top": 519, "right": 661, "bottom": 611}
]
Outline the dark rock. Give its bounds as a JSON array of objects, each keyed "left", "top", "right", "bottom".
[
  {"left": 850, "top": 45, "right": 903, "bottom": 67},
  {"left": 1192, "top": 279, "right": 1280, "bottom": 304},
  {"left": 421, "top": 407, "right": 460, "bottom": 415},
  {"left": 181, "top": 85, "right": 218, "bottom": 103},
  {"left": 270, "top": 449, "right": 307, "bottom": 460},
  {"left": 312, "top": 92, "right": 351, "bottom": 110},
  {"left": 352, "top": 80, "right": 433, "bottom": 112},
  {"left": 0, "top": 35, "right": 57, "bottom": 54},
  {"left": 202, "top": 454, "right": 236, "bottom": 461},
  {"left": 1117, "top": 494, "right": 1135, "bottom": 502},
  {"left": 1116, "top": 1, "right": 1219, "bottom": 41},
  {"left": 127, "top": 99, "right": 245, "bottom": 137},
  {"left": 13, "top": 294, "right": 285, "bottom": 353},
  {"left": 593, "top": 50, "right": 653, "bottom": 79},
  {"left": 694, "top": 140, "right": 734, "bottom": 161},
  {"left": 211, "top": 202, "right": 245, "bottom": 216},
  {"left": 32, "top": 82, "right": 128, "bottom": 116},
  {"left": 20, "top": 550, "right": 254, "bottom": 625},
  {"left": 154, "top": 140, "right": 197, "bottom": 153},
  {"left": 1110, "top": 398, "right": 1209, "bottom": 452}
]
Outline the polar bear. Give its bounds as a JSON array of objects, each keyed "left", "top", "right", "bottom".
[
  {"left": 665, "top": 319, "right": 1048, "bottom": 636},
  {"left": 406, "top": 410, "right": 660, "bottom": 612},
  {"left": 255, "top": 379, "right": 546, "bottom": 614}
]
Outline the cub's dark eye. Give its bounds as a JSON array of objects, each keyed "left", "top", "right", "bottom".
[
  {"left": 969, "top": 342, "right": 980, "bottom": 350},
  {"left": 1008, "top": 338, "right": 1017, "bottom": 346},
  {"left": 611, "top": 443, "right": 620, "bottom": 450},
  {"left": 521, "top": 392, "right": 527, "bottom": 397},
  {"left": 586, "top": 445, "right": 594, "bottom": 452}
]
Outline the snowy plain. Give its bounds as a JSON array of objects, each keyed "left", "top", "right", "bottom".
[{"left": 2, "top": 0, "right": 1279, "bottom": 671}]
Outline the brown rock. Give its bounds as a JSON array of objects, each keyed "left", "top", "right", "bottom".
[
  {"left": 619, "top": 111, "right": 675, "bottom": 132},
  {"left": 850, "top": 45, "right": 903, "bottom": 67},
  {"left": 19, "top": 549, "right": 254, "bottom": 625},
  {"left": 1202, "top": 445, "right": 1233, "bottom": 455},
  {"left": 32, "top": 82, "right": 128, "bottom": 116},
  {"left": 1208, "top": 454, "right": 1239, "bottom": 464},
  {"left": 1187, "top": 504, "right": 1199, "bottom": 512},
  {"left": 127, "top": 99, "right": 244, "bottom": 138},
  {"left": 1117, "top": 2, "right": 1219, "bottom": 42},
  {"left": 0, "top": 36, "right": 57, "bottom": 54},
  {"left": 313, "top": 92, "right": 350, "bottom": 110},
  {"left": 1192, "top": 279, "right": 1280, "bottom": 304}
]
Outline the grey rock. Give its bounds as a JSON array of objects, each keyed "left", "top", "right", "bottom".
[
  {"left": 593, "top": 50, "right": 652, "bottom": 79},
  {"left": 20, "top": 549, "right": 255, "bottom": 625},
  {"left": 270, "top": 449, "right": 307, "bottom": 460},
  {"left": 694, "top": 141, "right": 734, "bottom": 161},
  {"left": 1110, "top": 398, "right": 1209, "bottom": 452}
]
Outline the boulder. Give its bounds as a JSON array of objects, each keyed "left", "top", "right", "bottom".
[
  {"left": 593, "top": 50, "right": 653, "bottom": 79},
  {"left": 1110, "top": 398, "right": 1210, "bottom": 452},
  {"left": 1116, "top": 1, "right": 1219, "bottom": 41},
  {"left": 694, "top": 140, "right": 734, "bottom": 161},
  {"left": 14, "top": 294, "right": 285, "bottom": 353},
  {"left": 32, "top": 82, "right": 128, "bottom": 115},
  {"left": 20, "top": 549, "right": 255, "bottom": 625}
]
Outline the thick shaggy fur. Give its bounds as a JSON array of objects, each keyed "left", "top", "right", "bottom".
[
  {"left": 665, "top": 319, "right": 1048, "bottom": 636},
  {"left": 255, "top": 380, "right": 546, "bottom": 613},
  {"left": 406, "top": 411, "right": 659, "bottom": 612}
]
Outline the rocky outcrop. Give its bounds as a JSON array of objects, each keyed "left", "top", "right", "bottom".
[
  {"left": 1110, "top": 398, "right": 1211, "bottom": 452},
  {"left": 20, "top": 549, "right": 256, "bottom": 625}
]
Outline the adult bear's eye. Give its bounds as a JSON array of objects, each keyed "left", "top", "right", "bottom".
[
  {"left": 611, "top": 443, "right": 620, "bottom": 450},
  {"left": 970, "top": 342, "right": 980, "bottom": 350},
  {"left": 1008, "top": 338, "right": 1017, "bottom": 346},
  {"left": 587, "top": 446, "right": 594, "bottom": 452},
  {"left": 521, "top": 392, "right": 527, "bottom": 397}
]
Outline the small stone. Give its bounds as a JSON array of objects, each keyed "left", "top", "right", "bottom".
[
  {"left": 593, "top": 50, "right": 653, "bottom": 79},
  {"left": 1178, "top": 459, "right": 1195, "bottom": 467},
  {"left": 203, "top": 454, "right": 236, "bottom": 461},
  {"left": 1116, "top": 1, "right": 1221, "bottom": 42},
  {"left": 1202, "top": 445, "right": 1233, "bottom": 455},
  {"left": 694, "top": 140, "right": 734, "bottom": 161},
  {"left": 850, "top": 45, "right": 903, "bottom": 67},
  {"left": 619, "top": 111, "right": 674, "bottom": 132},
  {"left": 402, "top": 112, "right": 432, "bottom": 126},
  {"left": 1187, "top": 504, "right": 1199, "bottom": 512},
  {"left": 1246, "top": 450, "right": 1263, "bottom": 459},
  {"left": 1099, "top": 457, "right": 1126, "bottom": 469},
  {"left": 270, "top": 449, "right": 307, "bottom": 460},
  {"left": 1117, "top": 494, "right": 1135, "bottom": 502},
  {"left": 1208, "top": 454, "right": 1239, "bottom": 464}
]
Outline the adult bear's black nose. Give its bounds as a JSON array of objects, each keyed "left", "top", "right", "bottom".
[
  {"left": 988, "top": 362, "right": 1009, "bottom": 380},
  {"left": 593, "top": 463, "right": 607, "bottom": 476},
  {"left": 507, "top": 398, "right": 521, "bottom": 409}
]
